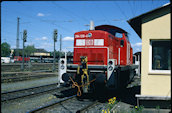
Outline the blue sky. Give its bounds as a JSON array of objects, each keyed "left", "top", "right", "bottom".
[{"left": 1, "top": 0, "right": 170, "bottom": 53}]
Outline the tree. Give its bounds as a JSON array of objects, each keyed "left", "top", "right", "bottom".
[
  {"left": 24, "top": 45, "right": 36, "bottom": 56},
  {"left": 1, "top": 42, "right": 11, "bottom": 57},
  {"left": 12, "top": 49, "right": 22, "bottom": 57},
  {"left": 12, "top": 45, "right": 36, "bottom": 57},
  {"left": 50, "top": 51, "right": 65, "bottom": 58}
]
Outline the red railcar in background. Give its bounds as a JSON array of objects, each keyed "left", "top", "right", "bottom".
[{"left": 14, "top": 56, "right": 30, "bottom": 63}]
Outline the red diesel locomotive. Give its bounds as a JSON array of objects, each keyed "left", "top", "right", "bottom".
[{"left": 60, "top": 23, "right": 137, "bottom": 96}]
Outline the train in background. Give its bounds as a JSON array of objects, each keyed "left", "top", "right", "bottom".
[
  {"left": 59, "top": 21, "right": 138, "bottom": 96},
  {"left": 14, "top": 56, "right": 30, "bottom": 63},
  {"left": 13, "top": 56, "right": 54, "bottom": 63},
  {"left": 13, "top": 55, "right": 73, "bottom": 63}
]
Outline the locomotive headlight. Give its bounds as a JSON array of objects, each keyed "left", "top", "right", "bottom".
[{"left": 108, "top": 61, "right": 113, "bottom": 65}]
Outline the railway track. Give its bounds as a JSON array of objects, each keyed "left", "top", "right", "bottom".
[
  {"left": 28, "top": 95, "right": 99, "bottom": 113},
  {"left": 1, "top": 63, "right": 58, "bottom": 72},
  {"left": 76, "top": 100, "right": 99, "bottom": 113},
  {"left": 1, "top": 83, "right": 63, "bottom": 102},
  {"left": 1, "top": 74, "right": 56, "bottom": 83}
]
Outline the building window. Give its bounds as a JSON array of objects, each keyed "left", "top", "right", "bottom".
[{"left": 150, "top": 40, "right": 171, "bottom": 72}]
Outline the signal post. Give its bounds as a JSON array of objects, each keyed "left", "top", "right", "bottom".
[
  {"left": 53, "top": 29, "right": 58, "bottom": 72},
  {"left": 21, "top": 30, "right": 27, "bottom": 71}
]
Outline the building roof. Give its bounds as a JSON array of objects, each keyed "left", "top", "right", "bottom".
[
  {"left": 13, "top": 48, "right": 49, "bottom": 53},
  {"left": 34, "top": 49, "right": 50, "bottom": 53},
  {"left": 134, "top": 51, "right": 141, "bottom": 56},
  {"left": 127, "top": 3, "right": 171, "bottom": 38}
]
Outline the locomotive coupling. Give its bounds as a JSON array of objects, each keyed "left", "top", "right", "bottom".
[{"left": 78, "top": 56, "right": 90, "bottom": 93}]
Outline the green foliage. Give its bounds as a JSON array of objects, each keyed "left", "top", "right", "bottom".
[
  {"left": 1, "top": 42, "right": 11, "bottom": 57},
  {"left": 12, "top": 45, "right": 36, "bottom": 57},
  {"left": 50, "top": 51, "right": 65, "bottom": 58},
  {"left": 102, "top": 97, "right": 118, "bottom": 113},
  {"left": 24, "top": 45, "right": 36, "bottom": 56},
  {"left": 156, "top": 105, "right": 160, "bottom": 109},
  {"left": 13, "top": 49, "right": 22, "bottom": 57},
  {"left": 107, "top": 97, "right": 118, "bottom": 110},
  {"left": 131, "top": 105, "right": 144, "bottom": 113}
]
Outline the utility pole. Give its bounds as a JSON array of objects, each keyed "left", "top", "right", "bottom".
[
  {"left": 16, "top": 17, "right": 20, "bottom": 57},
  {"left": 59, "top": 34, "right": 62, "bottom": 60},
  {"left": 60, "top": 34, "right": 62, "bottom": 52},
  {"left": 53, "top": 29, "right": 58, "bottom": 72},
  {"left": 21, "top": 30, "right": 27, "bottom": 71}
]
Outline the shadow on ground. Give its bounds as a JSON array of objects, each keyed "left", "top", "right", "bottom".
[{"left": 53, "top": 84, "right": 140, "bottom": 106}]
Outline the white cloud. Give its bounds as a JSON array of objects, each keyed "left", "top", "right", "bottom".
[
  {"left": 36, "top": 42, "right": 53, "bottom": 49},
  {"left": 37, "top": 13, "right": 45, "bottom": 17},
  {"left": 136, "top": 48, "right": 141, "bottom": 51},
  {"left": 63, "top": 37, "right": 74, "bottom": 41},
  {"left": 11, "top": 45, "right": 16, "bottom": 49},
  {"left": 42, "top": 37, "right": 48, "bottom": 40},
  {"left": 25, "top": 42, "right": 34, "bottom": 46},
  {"left": 131, "top": 42, "right": 142, "bottom": 47},
  {"left": 35, "top": 38, "right": 40, "bottom": 40},
  {"left": 35, "top": 37, "right": 48, "bottom": 41},
  {"left": 41, "top": 42, "right": 53, "bottom": 47}
]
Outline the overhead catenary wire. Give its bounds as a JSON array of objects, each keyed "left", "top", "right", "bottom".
[
  {"left": 112, "top": 1, "right": 129, "bottom": 21},
  {"left": 96, "top": 2, "right": 111, "bottom": 25},
  {"left": 3, "top": 3, "right": 74, "bottom": 34},
  {"left": 2, "top": 10, "right": 50, "bottom": 36},
  {"left": 2, "top": 8, "right": 73, "bottom": 48},
  {"left": 132, "top": 0, "right": 136, "bottom": 17},
  {"left": 52, "top": 2, "right": 90, "bottom": 23},
  {"left": 128, "top": 0, "right": 135, "bottom": 18},
  {"left": 51, "top": 1, "right": 90, "bottom": 30}
]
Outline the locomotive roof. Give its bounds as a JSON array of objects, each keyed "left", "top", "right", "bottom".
[{"left": 95, "top": 25, "right": 128, "bottom": 34}]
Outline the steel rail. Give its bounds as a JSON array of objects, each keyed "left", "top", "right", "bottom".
[
  {"left": 1, "top": 74, "right": 56, "bottom": 83},
  {"left": 1, "top": 83, "right": 58, "bottom": 95},
  {"left": 1, "top": 83, "right": 62, "bottom": 102},
  {"left": 28, "top": 95, "right": 76, "bottom": 113},
  {"left": 76, "top": 100, "right": 99, "bottom": 113}
]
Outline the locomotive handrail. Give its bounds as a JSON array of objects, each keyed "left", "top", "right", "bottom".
[{"left": 67, "top": 64, "right": 107, "bottom": 70}]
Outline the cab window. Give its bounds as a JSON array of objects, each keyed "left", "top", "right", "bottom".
[
  {"left": 125, "top": 33, "right": 129, "bottom": 41},
  {"left": 115, "top": 32, "right": 123, "bottom": 38}
]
